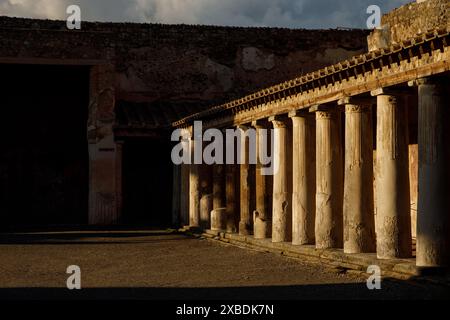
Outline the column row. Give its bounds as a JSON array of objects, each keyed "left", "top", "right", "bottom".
[{"left": 181, "top": 76, "right": 449, "bottom": 268}]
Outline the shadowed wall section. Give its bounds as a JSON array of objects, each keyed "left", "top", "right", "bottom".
[{"left": 0, "top": 64, "right": 90, "bottom": 227}]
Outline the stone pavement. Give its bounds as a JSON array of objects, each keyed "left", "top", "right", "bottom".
[{"left": 0, "top": 230, "right": 448, "bottom": 300}]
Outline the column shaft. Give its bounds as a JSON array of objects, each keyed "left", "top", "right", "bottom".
[
  {"left": 375, "top": 93, "right": 411, "bottom": 259},
  {"left": 270, "top": 117, "right": 292, "bottom": 243},
  {"left": 239, "top": 126, "right": 255, "bottom": 235},
  {"left": 416, "top": 78, "right": 450, "bottom": 267},
  {"left": 225, "top": 163, "right": 239, "bottom": 233},
  {"left": 211, "top": 164, "right": 227, "bottom": 231},
  {"left": 189, "top": 161, "right": 201, "bottom": 228},
  {"left": 199, "top": 165, "right": 213, "bottom": 229},
  {"left": 253, "top": 121, "right": 273, "bottom": 239},
  {"left": 213, "top": 164, "right": 226, "bottom": 209},
  {"left": 290, "top": 112, "right": 316, "bottom": 245},
  {"left": 315, "top": 109, "right": 343, "bottom": 249},
  {"left": 343, "top": 104, "right": 376, "bottom": 253}
]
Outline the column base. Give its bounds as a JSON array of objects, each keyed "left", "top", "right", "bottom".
[
  {"left": 254, "top": 211, "right": 272, "bottom": 239},
  {"left": 211, "top": 208, "right": 227, "bottom": 231}
]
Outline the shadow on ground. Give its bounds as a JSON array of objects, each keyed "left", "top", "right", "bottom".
[
  {"left": 1, "top": 281, "right": 449, "bottom": 300},
  {"left": 1, "top": 229, "right": 449, "bottom": 300},
  {"left": 0, "top": 228, "right": 181, "bottom": 245}
]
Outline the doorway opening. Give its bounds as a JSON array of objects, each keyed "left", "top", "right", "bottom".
[
  {"left": 0, "top": 64, "right": 90, "bottom": 229},
  {"left": 122, "top": 138, "right": 173, "bottom": 228}
]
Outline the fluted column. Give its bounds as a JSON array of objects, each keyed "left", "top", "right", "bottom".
[
  {"left": 238, "top": 125, "right": 255, "bottom": 236},
  {"left": 289, "top": 111, "right": 316, "bottom": 245},
  {"left": 411, "top": 77, "right": 450, "bottom": 268},
  {"left": 252, "top": 120, "right": 273, "bottom": 239},
  {"left": 313, "top": 107, "right": 343, "bottom": 249},
  {"left": 269, "top": 116, "right": 293, "bottom": 243},
  {"left": 341, "top": 100, "right": 376, "bottom": 253},
  {"left": 372, "top": 88, "right": 412, "bottom": 259}
]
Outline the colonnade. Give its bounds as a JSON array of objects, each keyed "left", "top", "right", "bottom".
[{"left": 177, "top": 77, "right": 450, "bottom": 268}]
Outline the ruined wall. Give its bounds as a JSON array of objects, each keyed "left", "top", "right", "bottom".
[
  {"left": 0, "top": 16, "right": 369, "bottom": 125},
  {"left": 383, "top": 0, "right": 449, "bottom": 43},
  {"left": 368, "top": 0, "right": 449, "bottom": 51}
]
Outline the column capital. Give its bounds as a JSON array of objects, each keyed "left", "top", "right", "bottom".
[
  {"left": 251, "top": 119, "right": 270, "bottom": 129},
  {"left": 371, "top": 86, "right": 412, "bottom": 97},
  {"left": 288, "top": 109, "right": 311, "bottom": 118},
  {"left": 179, "top": 128, "right": 192, "bottom": 141},
  {"left": 308, "top": 103, "right": 339, "bottom": 114},
  {"left": 309, "top": 104, "right": 328, "bottom": 113},
  {"left": 337, "top": 96, "right": 373, "bottom": 107},
  {"left": 316, "top": 111, "right": 335, "bottom": 120},
  {"left": 309, "top": 105, "right": 340, "bottom": 120},
  {"left": 269, "top": 115, "right": 290, "bottom": 128},
  {"left": 186, "top": 125, "right": 194, "bottom": 136},
  {"left": 408, "top": 76, "right": 450, "bottom": 88},
  {"left": 344, "top": 104, "right": 372, "bottom": 114},
  {"left": 237, "top": 124, "right": 251, "bottom": 131}
]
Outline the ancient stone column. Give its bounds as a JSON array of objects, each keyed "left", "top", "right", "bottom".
[
  {"left": 179, "top": 128, "right": 191, "bottom": 227},
  {"left": 238, "top": 125, "right": 256, "bottom": 236},
  {"left": 412, "top": 78, "right": 450, "bottom": 268},
  {"left": 211, "top": 164, "right": 227, "bottom": 231},
  {"left": 225, "top": 130, "right": 240, "bottom": 233},
  {"left": 189, "top": 165, "right": 201, "bottom": 228},
  {"left": 252, "top": 120, "right": 273, "bottom": 239},
  {"left": 225, "top": 163, "right": 239, "bottom": 233},
  {"left": 200, "top": 193, "right": 213, "bottom": 230},
  {"left": 189, "top": 129, "right": 201, "bottom": 228},
  {"left": 269, "top": 116, "right": 293, "bottom": 243},
  {"left": 314, "top": 107, "right": 343, "bottom": 249},
  {"left": 199, "top": 165, "right": 213, "bottom": 230},
  {"left": 213, "top": 165, "right": 226, "bottom": 209},
  {"left": 372, "top": 88, "right": 412, "bottom": 259},
  {"left": 289, "top": 111, "right": 316, "bottom": 245},
  {"left": 341, "top": 100, "right": 376, "bottom": 254}
]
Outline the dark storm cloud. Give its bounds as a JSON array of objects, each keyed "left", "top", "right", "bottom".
[{"left": 0, "top": 0, "right": 412, "bottom": 28}]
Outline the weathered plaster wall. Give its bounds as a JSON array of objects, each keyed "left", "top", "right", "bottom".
[{"left": 0, "top": 16, "right": 369, "bottom": 120}]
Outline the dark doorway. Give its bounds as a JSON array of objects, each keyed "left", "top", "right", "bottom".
[
  {"left": 122, "top": 138, "right": 173, "bottom": 228},
  {"left": 0, "top": 64, "right": 90, "bottom": 228}
]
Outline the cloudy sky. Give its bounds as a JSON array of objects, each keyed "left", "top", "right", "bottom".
[{"left": 0, "top": 0, "right": 411, "bottom": 28}]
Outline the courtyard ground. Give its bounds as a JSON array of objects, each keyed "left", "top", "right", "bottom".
[{"left": 0, "top": 229, "right": 448, "bottom": 300}]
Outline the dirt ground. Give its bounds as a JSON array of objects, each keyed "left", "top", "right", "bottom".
[{"left": 0, "top": 229, "right": 448, "bottom": 300}]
